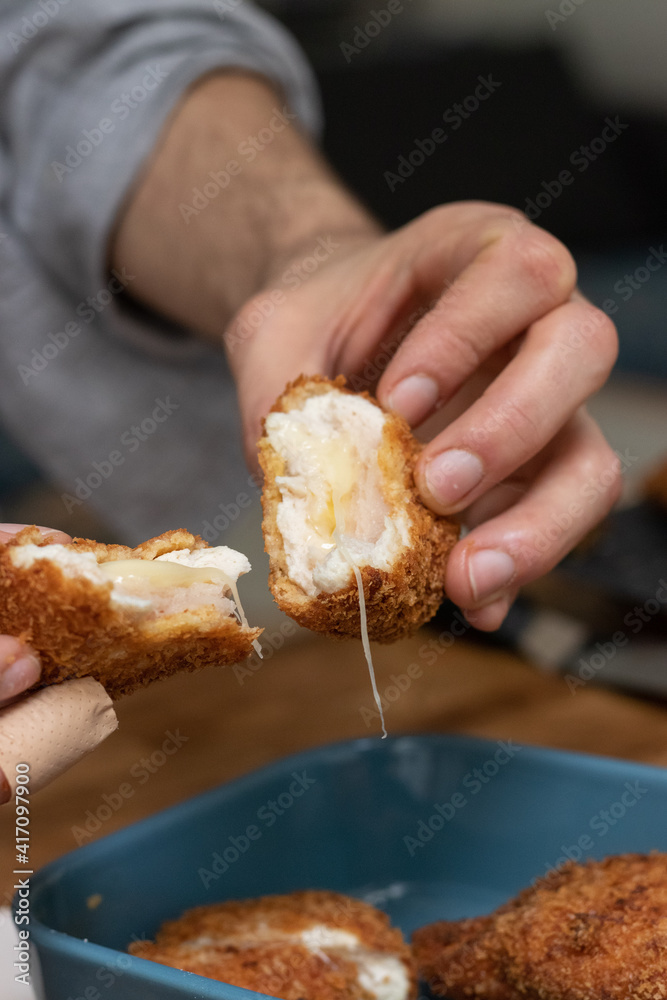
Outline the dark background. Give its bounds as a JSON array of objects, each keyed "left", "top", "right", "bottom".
[{"left": 268, "top": 3, "right": 667, "bottom": 248}]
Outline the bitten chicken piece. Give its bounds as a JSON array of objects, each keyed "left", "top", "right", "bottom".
[
  {"left": 0, "top": 527, "right": 261, "bottom": 698},
  {"left": 259, "top": 375, "right": 458, "bottom": 642},
  {"left": 130, "top": 889, "right": 418, "bottom": 1000}
]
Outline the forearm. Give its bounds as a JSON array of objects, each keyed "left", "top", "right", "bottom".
[{"left": 110, "top": 73, "right": 380, "bottom": 342}]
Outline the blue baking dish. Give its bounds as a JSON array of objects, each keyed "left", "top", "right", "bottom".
[{"left": 26, "top": 733, "right": 667, "bottom": 999}]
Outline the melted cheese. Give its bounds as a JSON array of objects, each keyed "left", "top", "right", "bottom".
[
  {"left": 98, "top": 559, "right": 234, "bottom": 589},
  {"left": 275, "top": 420, "right": 358, "bottom": 559}
]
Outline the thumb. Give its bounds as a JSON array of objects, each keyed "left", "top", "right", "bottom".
[{"left": 224, "top": 292, "right": 329, "bottom": 471}]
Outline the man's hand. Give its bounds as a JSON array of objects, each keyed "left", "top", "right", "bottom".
[
  {"left": 227, "top": 203, "right": 620, "bottom": 630},
  {"left": 111, "top": 74, "right": 620, "bottom": 632}
]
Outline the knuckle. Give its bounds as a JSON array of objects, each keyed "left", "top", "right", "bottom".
[
  {"left": 577, "top": 307, "right": 619, "bottom": 383},
  {"left": 511, "top": 228, "right": 578, "bottom": 301},
  {"left": 495, "top": 398, "right": 543, "bottom": 454},
  {"left": 598, "top": 445, "right": 624, "bottom": 511},
  {"left": 446, "top": 328, "right": 486, "bottom": 374}
]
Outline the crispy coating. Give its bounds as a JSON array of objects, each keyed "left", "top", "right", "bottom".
[
  {"left": 0, "top": 527, "right": 261, "bottom": 699},
  {"left": 129, "top": 889, "right": 417, "bottom": 1000},
  {"left": 413, "top": 853, "right": 667, "bottom": 1000},
  {"left": 258, "top": 375, "right": 459, "bottom": 642}
]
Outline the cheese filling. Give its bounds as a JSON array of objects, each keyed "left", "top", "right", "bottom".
[
  {"left": 267, "top": 390, "right": 405, "bottom": 738},
  {"left": 177, "top": 923, "right": 410, "bottom": 1000},
  {"left": 9, "top": 543, "right": 255, "bottom": 642},
  {"left": 265, "top": 391, "right": 411, "bottom": 597}
]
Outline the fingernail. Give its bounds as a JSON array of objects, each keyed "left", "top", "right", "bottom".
[
  {"left": 463, "top": 595, "right": 511, "bottom": 631},
  {"left": 425, "top": 449, "right": 484, "bottom": 509},
  {"left": 468, "top": 549, "right": 516, "bottom": 604},
  {"left": 388, "top": 375, "right": 439, "bottom": 426},
  {"left": 0, "top": 655, "right": 41, "bottom": 701},
  {"left": 0, "top": 770, "right": 10, "bottom": 805}
]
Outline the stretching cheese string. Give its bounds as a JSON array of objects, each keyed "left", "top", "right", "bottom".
[{"left": 332, "top": 494, "right": 387, "bottom": 739}]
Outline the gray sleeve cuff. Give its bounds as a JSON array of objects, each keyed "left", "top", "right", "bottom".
[{"left": 3, "top": 1, "right": 321, "bottom": 354}]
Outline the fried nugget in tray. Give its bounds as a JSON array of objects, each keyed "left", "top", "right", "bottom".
[
  {"left": 259, "top": 375, "right": 459, "bottom": 642},
  {"left": 0, "top": 526, "right": 261, "bottom": 699},
  {"left": 129, "top": 889, "right": 417, "bottom": 1000},
  {"left": 413, "top": 853, "right": 667, "bottom": 1000}
]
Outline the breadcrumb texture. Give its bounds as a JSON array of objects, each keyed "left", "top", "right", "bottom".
[
  {"left": 129, "top": 889, "right": 417, "bottom": 1000},
  {"left": 258, "top": 375, "right": 459, "bottom": 642},
  {"left": 0, "top": 527, "right": 261, "bottom": 699},
  {"left": 412, "top": 853, "right": 667, "bottom": 1000}
]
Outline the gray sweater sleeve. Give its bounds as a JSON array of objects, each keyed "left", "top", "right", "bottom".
[{"left": 0, "top": 0, "right": 321, "bottom": 341}]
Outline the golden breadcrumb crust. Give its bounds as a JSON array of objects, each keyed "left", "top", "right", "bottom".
[
  {"left": 258, "top": 375, "right": 459, "bottom": 642},
  {"left": 412, "top": 853, "right": 667, "bottom": 1000},
  {"left": 129, "top": 889, "right": 417, "bottom": 1000},
  {"left": 0, "top": 527, "right": 261, "bottom": 699}
]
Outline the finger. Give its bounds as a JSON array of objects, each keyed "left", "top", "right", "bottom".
[
  {"left": 462, "top": 586, "right": 520, "bottom": 633},
  {"left": 414, "top": 299, "right": 618, "bottom": 514},
  {"left": 0, "top": 637, "right": 41, "bottom": 706},
  {"left": 0, "top": 769, "right": 9, "bottom": 805},
  {"left": 376, "top": 205, "right": 577, "bottom": 426},
  {"left": 0, "top": 524, "right": 71, "bottom": 544},
  {"left": 444, "top": 412, "right": 622, "bottom": 615}
]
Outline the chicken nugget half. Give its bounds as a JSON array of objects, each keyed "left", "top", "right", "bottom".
[
  {"left": 129, "top": 889, "right": 417, "bottom": 1000},
  {"left": 258, "top": 376, "right": 458, "bottom": 642},
  {"left": 413, "top": 853, "right": 667, "bottom": 1000},
  {"left": 0, "top": 526, "right": 261, "bottom": 698}
]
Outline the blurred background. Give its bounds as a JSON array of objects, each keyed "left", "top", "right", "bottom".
[{"left": 1, "top": 0, "right": 666, "bottom": 695}]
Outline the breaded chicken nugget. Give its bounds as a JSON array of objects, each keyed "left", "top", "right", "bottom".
[
  {"left": 0, "top": 526, "right": 261, "bottom": 698},
  {"left": 413, "top": 853, "right": 667, "bottom": 1000},
  {"left": 129, "top": 889, "right": 417, "bottom": 1000},
  {"left": 258, "top": 376, "right": 458, "bottom": 642}
]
